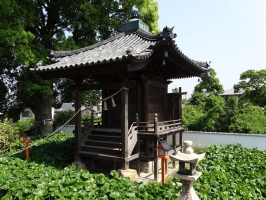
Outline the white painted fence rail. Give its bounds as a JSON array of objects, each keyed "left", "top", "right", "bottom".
[{"left": 177, "top": 131, "right": 266, "bottom": 150}]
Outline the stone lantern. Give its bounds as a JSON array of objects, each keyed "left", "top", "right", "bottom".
[{"left": 170, "top": 140, "right": 205, "bottom": 200}]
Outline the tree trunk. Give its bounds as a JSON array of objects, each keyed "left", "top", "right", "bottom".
[{"left": 31, "top": 95, "right": 53, "bottom": 134}]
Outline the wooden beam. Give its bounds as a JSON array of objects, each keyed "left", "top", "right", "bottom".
[{"left": 70, "top": 80, "right": 136, "bottom": 91}]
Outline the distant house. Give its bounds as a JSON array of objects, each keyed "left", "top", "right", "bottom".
[
  {"left": 20, "top": 107, "right": 55, "bottom": 121},
  {"left": 220, "top": 88, "right": 245, "bottom": 99},
  {"left": 20, "top": 103, "right": 101, "bottom": 121},
  {"left": 20, "top": 108, "right": 34, "bottom": 120}
]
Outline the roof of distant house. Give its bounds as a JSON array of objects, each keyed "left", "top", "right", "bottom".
[{"left": 220, "top": 88, "right": 245, "bottom": 96}]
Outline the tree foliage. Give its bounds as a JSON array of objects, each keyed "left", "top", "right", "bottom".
[
  {"left": 234, "top": 69, "right": 266, "bottom": 107},
  {"left": 0, "top": 0, "right": 159, "bottom": 133},
  {"left": 184, "top": 68, "right": 225, "bottom": 131},
  {"left": 0, "top": 120, "right": 21, "bottom": 154},
  {"left": 183, "top": 94, "right": 225, "bottom": 131},
  {"left": 229, "top": 103, "right": 266, "bottom": 134},
  {"left": 184, "top": 68, "right": 266, "bottom": 133},
  {"left": 194, "top": 68, "right": 224, "bottom": 95}
]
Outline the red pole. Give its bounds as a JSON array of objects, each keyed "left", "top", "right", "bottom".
[
  {"left": 23, "top": 139, "right": 32, "bottom": 160},
  {"left": 25, "top": 141, "right": 29, "bottom": 159},
  {"left": 161, "top": 158, "right": 166, "bottom": 184}
]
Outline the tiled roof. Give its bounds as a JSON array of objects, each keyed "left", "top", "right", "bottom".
[
  {"left": 220, "top": 88, "right": 245, "bottom": 96},
  {"left": 32, "top": 28, "right": 208, "bottom": 74}
]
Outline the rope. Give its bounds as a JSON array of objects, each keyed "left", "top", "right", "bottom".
[
  {"left": 76, "top": 86, "right": 128, "bottom": 103},
  {"left": 0, "top": 107, "right": 82, "bottom": 160},
  {"left": 0, "top": 87, "right": 128, "bottom": 159}
]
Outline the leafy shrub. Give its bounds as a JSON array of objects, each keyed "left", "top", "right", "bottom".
[
  {"left": 53, "top": 110, "right": 75, "bottom": 128},
  {"left": 1, "top": 133, "right": 265, "bottom": 199},
  {"left": 0, "top": 121, "right": 21, "bottom": 154},
  {"left": 14, "top": 117, "right": 35, "bottom": 132},
  {"left": 195, "top": 144, "right": 266, "bottom": 199},
  {"left": 229, "top": 104, "right": 266, "bottom": 134}
]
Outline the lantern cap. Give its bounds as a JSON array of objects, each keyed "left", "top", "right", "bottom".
[
  {"left": 170, "top": 151, "right": 205, "bottom": 164},
  {"left": 160, "top": 140, "right": 172, "bottom": 151}
]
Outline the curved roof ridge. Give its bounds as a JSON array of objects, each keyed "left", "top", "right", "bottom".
[
  {"left": 125, "top": 28, "right": 162, "bottom": 41},
  {"left": 50, "top": 32, "right": 126, "bottom": 60}
]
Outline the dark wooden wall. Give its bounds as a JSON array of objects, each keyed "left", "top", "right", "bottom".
[
  {"left": 101, "top": 79, "right": 169, "bottom": 128},
  {"left": 148, "top": 85, "right": 166, "bottom": 122}
]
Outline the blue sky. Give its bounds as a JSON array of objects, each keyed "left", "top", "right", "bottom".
[{"left": 156, "top": 0, "right": 266, "bottom": 97}]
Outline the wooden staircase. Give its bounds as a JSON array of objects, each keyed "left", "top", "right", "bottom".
[
  {"left": 80, "top": 128, "right": 123, "bottom": 160},
  {"left": 79, "top": 121, "right": 140, "bottom": 175}
]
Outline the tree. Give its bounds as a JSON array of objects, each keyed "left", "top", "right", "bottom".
[
  {"left": 0, "top": 0, "right": 159, "bottom": 133},
  {"left": 229, "top": 103, "right": 266, "bottom": 134},
  {"left": 183, "top": 94, "right": 225, "bottom": 131},
  {"left": 234, "top": 69, "right": 266, "bottom": 107},
  {"left": 194, "top": 68, "right": 224, "bottom": 95},
  {"left": 172, "top": 87, "right": 179, "bottom": 93},
  {"left": 183, "top": 68, "right": 225, "bottom": 131},
  {"left": 0, "top": 0, "right": 35, "bottom": 120}
]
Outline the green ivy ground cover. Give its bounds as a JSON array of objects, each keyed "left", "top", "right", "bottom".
[{"left": 0, "top": 133, "right": 265, "bottom": 199}]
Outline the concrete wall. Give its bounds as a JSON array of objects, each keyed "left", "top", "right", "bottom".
[
  {"left": 168, "top": 131, "right": 266, "bottom": 151},
  {"left": 55, "top": 125, "right": 74, "bottom": 133}
]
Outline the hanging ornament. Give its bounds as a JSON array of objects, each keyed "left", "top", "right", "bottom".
[
  {"left": 84, "top": 101, "right": 88, "bottom": 108},
  {"left": 103, "top": 101, "right": 108, "bottom": 110},
  {"left": 111, "top": 97, "right": 116, "bottom": 107},
  {"left": 97, "top": 102, "right": 101, "bottom": 111}
]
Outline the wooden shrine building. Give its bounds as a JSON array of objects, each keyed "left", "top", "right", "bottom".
[{"left": 32, "top": 10, "right": 209, "bottom": 180}]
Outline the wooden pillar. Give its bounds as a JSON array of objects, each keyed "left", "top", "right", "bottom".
[
  {"left": 74, "top": 85, "right": 82, "bottom": 163},
  {"left": 178, "top": 87, "right": 182, "bottom": 119},
  {"left": 144, "top": 82, "right": 149, "bottom": 122},
  {"left": 121, "top": 82, "right": 129, "bottom": 169},
  {"left": 172, "top": 133, "right": 177, "bottom": 168}
]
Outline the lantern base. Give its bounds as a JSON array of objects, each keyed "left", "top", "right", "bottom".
[
  {"left": 174, "top": 171, "right": 202, "bottom": 200},
  {"left": 73, "top": 161, "right": 87, "bottom": 170}
]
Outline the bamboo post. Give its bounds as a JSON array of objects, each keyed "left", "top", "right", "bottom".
[
  {"left": 154, "top": 113, "right": 158, "bottom": 134},
  {"left": 154, "top": 113, "right": 158, "bottom": 181},
  {"left": 136, "top": 113, "right": 140, "bottom": 176}
]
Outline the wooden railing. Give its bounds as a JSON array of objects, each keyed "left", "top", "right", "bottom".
[
  {"left": 128, "top": 122, "right": 138, "bottom": 155},
  {"left": 136, "top": 114, "right": 182, "bottom": 135}
]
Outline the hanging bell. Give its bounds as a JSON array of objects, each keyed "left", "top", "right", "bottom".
[
  {"left": 162, "top": 59, "right": 166, "bottom": 66},
  {"left": 111, "top": 97, "right": 116, "bottom": 107},
  {"left": 103, "top": 101, "right": 108, "bottom": 111}
]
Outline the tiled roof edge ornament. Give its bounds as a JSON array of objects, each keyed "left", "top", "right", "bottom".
[
  {"left": 126, "top": 47, "right": 133, "bottom": 56},
  {"left": 160, "top": 26, "right": 177, "bottom": 40},
  {"left": 131, "top": 5, "right": 142, "bottom": 20}
]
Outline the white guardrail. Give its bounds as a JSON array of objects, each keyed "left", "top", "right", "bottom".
[{"left": 168, "top": 131, "right": 266, "bottom": 151}]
